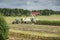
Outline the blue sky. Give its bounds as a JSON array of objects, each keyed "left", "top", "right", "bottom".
[{"left": 0, "top": 0, "right": 60, "bottom": 10}]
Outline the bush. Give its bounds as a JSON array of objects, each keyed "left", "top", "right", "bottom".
[
  {"left": 0, "top": 15, "right": 9, "bottom": 40},
  {"left": 36, "top": 20, "right": 60, "bottom": 26}
]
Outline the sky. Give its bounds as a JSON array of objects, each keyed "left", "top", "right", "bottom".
[{"left": 0, "top": 0, "right": 60, "bottom": 10}]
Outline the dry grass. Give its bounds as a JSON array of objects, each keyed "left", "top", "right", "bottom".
[
  {"left": 4, "top": 16, "right": 60, "bottom": 40},
  {"left": 9, "top": 29, "right": 60, "bottom": 40},
  {"left": 9, "top": 29, "right": 60, "bottom": 37},
  {"left": 5, "top": 15, "right": 60, "bottom": 24},
  {"left": 9, "top": 24, "right": 60, "bottom": 34}
]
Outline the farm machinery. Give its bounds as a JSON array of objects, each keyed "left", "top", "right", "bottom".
[
  {"left": 12, "top": 17, "right": 36, "bottom": 24},
  {"left": 12, "top": 12, "right": 39, "bottom": 24}
]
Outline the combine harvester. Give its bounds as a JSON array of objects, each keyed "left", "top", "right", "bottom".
[
  {"left": 12, "top": 11, "right": 39, "bottom": 24},
  {"left": 22, "top": 11, "right": 39, "bottom": 23}
]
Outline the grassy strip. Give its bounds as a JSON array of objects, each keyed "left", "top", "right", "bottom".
[
  {"left": 36, "top": 20, "right": 60, "bottom": 26},
  {"left": 9, "top": 29, "right": 60, "bottom": 40}
]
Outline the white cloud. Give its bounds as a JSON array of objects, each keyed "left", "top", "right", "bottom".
[{"left": 0, "top": 0, "right": 60, "bottom": 10}]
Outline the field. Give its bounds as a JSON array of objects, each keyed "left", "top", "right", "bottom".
[
  {"left": 5, "top": 15, "right": 60, "bottom": 24},
  {"left": 5, "top": 15, "right": 60, "bottom": 40}
]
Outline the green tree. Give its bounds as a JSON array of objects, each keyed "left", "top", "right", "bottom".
[{"left": 0, "top": 15, "right": 9, "bottom": 40}]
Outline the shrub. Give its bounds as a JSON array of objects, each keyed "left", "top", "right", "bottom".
[
  {"left": 36, "top": 20, "right": 60, "bottom": 26},
  {"left": 0, "top": 15, "right": 9, "bottom": 40}
]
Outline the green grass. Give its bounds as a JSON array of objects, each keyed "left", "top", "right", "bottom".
[{"left": 36, "top": 20, "right": 60, "bottom": 26}]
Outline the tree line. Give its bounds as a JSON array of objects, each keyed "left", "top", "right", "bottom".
[
  {"left": 0, "top": 8, "right": 60, "bottom": 16},
  {"left": 0, "top": 8, "right": 30, "bottom": 16},
  {"left": 33, "top": 9, "right": 60, "bottom": 16}
]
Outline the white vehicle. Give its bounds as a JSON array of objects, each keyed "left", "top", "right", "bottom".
[{"left": 21, "top": 17, "right": 36, "bottom": 23}]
